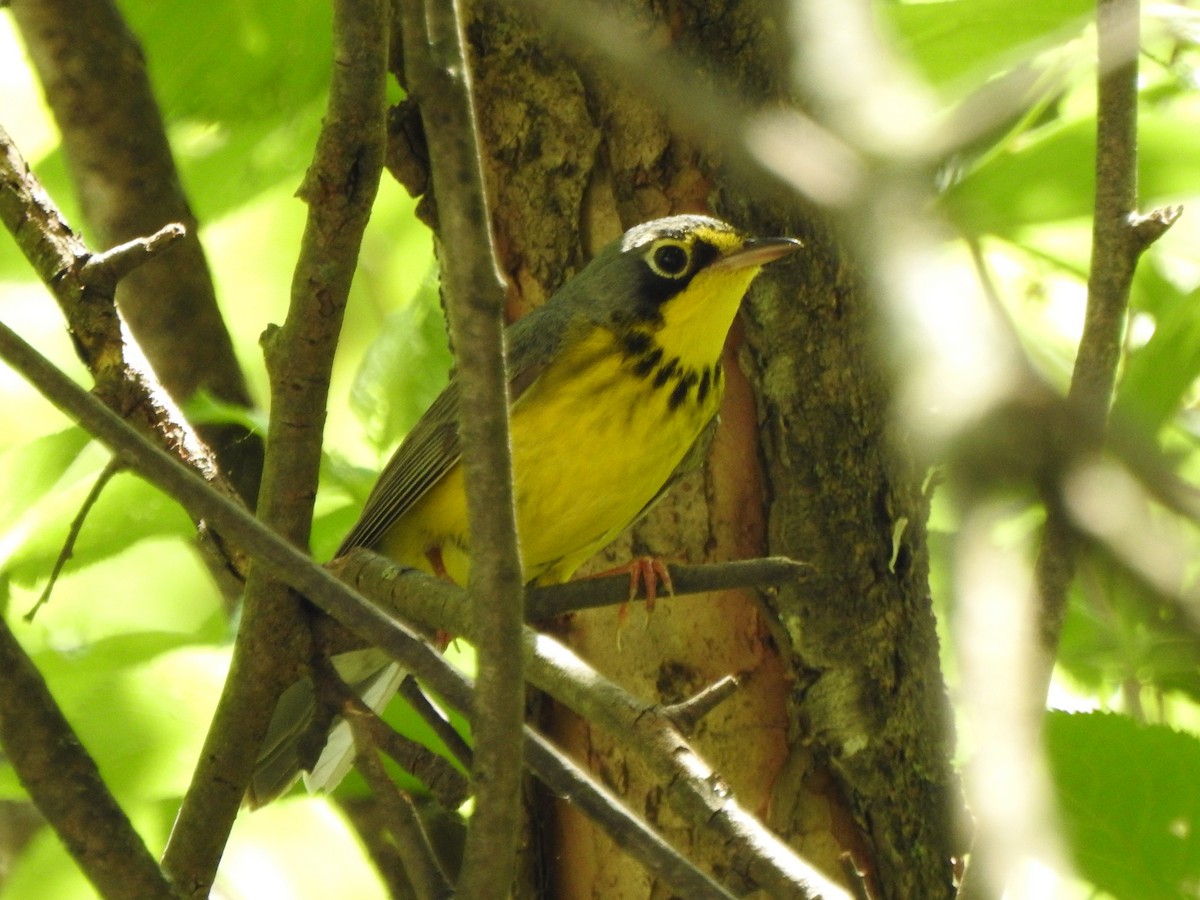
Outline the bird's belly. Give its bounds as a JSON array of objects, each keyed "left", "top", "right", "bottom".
[
  {"left": 379, "top": 342, "right": 721, "bottom": 587},
  {"left": 509, "top": 355, "right": 719, "bottom": 583}
]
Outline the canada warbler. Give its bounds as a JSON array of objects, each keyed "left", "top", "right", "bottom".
[{"left": 251, "top": 214, "right": 799, "bottom": 803}]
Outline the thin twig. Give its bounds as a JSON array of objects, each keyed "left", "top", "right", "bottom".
[
  {"left": 401, "top": 0, "right": 526, "bottom": 894},
  {"left": 1033, "top": 0, "right": 1178, "bottom": 692},
  {"left": 526, "top": 557, "right": 811, "bottom": 620},
  {"left": 78, "top": 224, "right": 186, "bottom": 292},
  {"left": 399, "top": 677, "right": 474, "bottom": 768},
  {"left": 24, "top": 457, "right": 122, "bottom": 621},
  {"left": 660, "top": 676, "right": 741, "bottom": 735},
  {"left": 347, "top": 717, "right": 456, "bottom": 900}
]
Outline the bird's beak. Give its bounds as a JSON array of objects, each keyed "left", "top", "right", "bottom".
[{"left": 713, "top": 236, "right": 803, "bottom": 271}]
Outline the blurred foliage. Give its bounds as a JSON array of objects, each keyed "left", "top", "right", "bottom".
[
  {"left": 894, "top": 1, "right": 1200, "bottom": 897},
  {"left": 1045, "top": 712, "right": 1200, "bottom": 899},
  {"left": 0, "top": 0, "right": 1199, "bottom": 897},
  {"left": 0, "top": 0, "right": 436, "bottom": 895}
]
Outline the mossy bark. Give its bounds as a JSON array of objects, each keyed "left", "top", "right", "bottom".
[{"left": 460, "top": 1, "right": 960, "bottom": 896}]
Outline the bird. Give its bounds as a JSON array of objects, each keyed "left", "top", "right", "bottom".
[{"left": 249, "top": 213, "right": 800, "bottom": 804}]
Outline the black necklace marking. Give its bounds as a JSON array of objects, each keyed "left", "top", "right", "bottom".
[
  {"left": 618, "top": 330, "right": 722, "bottom": 413},
  {"left": 696, "top": 368, "right": 712, "bottom": 406},
  {"left": 668, "top": 370, "right": 700, "bottom": 411},
  {"left": 619, "top": 330, "right": 654, "bottom": 357},
  {"left": 631, "top": 346, "right": 664, "bottom": 378},
  {"left": 653, "top": 357, "right": 679, "bottom": 388}
]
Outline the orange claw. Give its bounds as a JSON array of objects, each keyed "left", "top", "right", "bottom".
[
  {"left": 590, "top": 556, "right": 675, "bottom": 611},
  {"left": 425, "top": 547, "right": 455, "bottom": 649},
  {"left": 425, "top": 545, "right": 449, "bottom": 580}
]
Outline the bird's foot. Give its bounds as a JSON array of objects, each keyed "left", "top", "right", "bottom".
[{"left": 590, "top": 556, "right": 675, "bottom": 612}]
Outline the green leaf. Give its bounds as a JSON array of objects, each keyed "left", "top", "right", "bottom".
[
  {"left": 118, "top": 0, "right": 331, "bottom": 126},
  {"left": 348, "top": 281, "right": 452, "bottom": 454},
  {"left": 0, "top": 428, "right": 91, "bottom": 542},
  {"left": 1114, "top": 273, "right": 1200, "bottom": 434},
  {"left": 943, "top": 110, "right": 1200, "bottom": 237},
  {"left": 3, "top": 471, "right": 195, "bottom": 586},
  {"left": 1045, "top": 711, "right": 1200, "bottom": 899},
  {"left": 1058, "top": 555, "right": 1200, "bottom": 702},
  {"left": 1057, "top": 581, "right": 1123, "bottom": 694},
  {"left": 880, "top": 0, "right": 1092, "bottom": 87},
  {"left": 0, "top": 637, "right": 229, "bottom": 801}
]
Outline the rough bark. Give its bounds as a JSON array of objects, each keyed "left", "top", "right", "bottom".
[
  {"left": 732, "top": 204, "right": 959, "bottom": 899},
  {"left": 448, "top": 1, "right": 959, "bottom": 896}
]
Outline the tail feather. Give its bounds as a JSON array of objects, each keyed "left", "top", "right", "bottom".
[
  {"left": 248, "top": 650, "right": 402, "bottom": 806},
  {"left": 303, "top": 660, "right": 406, "bottom": 793}
]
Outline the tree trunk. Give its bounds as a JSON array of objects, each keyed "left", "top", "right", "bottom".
[{"left": 462, "top": 1, "right": 960, "bottom": 895}]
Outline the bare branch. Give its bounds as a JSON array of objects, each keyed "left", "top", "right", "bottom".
[
  {"left": 78, "top": 224, "right": 186, "bottom": 293},
  {"left": 347, "top": 718, "right": 457, "bottom": 900},
  {"left": 24, "top": 458, "right": 122, "bottom": 621},
  {"left": 526, "top": 557, "right": 811, "bottom": 620},
  {"left": 161, "top": 0, "right": 389, "bottom": 893},
  {"left": 0, "top": 617, "right": 178, "bottom": 900},
  {"left": 8, "top": 0, "right": 263, "bottom": 505},
  {"left": 1033, "top": 0, "right": 1177, "bottom": 700},
  {"left": 400, "top": 0, "right": 526, "bottom": 893}
]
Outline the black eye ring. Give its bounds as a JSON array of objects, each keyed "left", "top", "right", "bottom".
[{"left": 650, "top": 242, "right": 690, "bottom": 278}]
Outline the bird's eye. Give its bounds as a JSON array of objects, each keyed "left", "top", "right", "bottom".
[{"left": 649, "top": 242, "right": 690, "bottom": 278}]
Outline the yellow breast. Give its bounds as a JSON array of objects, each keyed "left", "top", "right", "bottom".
[{"left": 379, "top": 325, "right": 724, "bottom": 586}]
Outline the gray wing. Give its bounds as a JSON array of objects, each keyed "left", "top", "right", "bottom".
[
  {"left": 335, "top": 300, "right": 579, "bottom": 556},
  {"left": 335, "top": 383, "right": 461, "bottom": 554}
]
